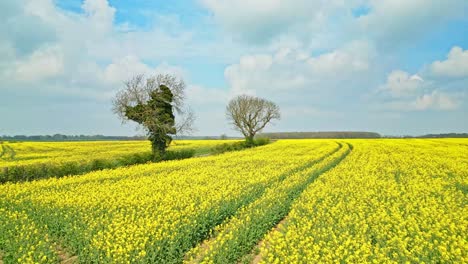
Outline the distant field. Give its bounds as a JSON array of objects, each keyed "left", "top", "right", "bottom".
[
  {"left": 0, "top": 139, "right": 466, "bottom": 263},
  {"left": 0, "top": 140, "right": 237, "bottom": 183}
]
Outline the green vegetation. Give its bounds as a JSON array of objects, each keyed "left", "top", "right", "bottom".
[
  {"left": 211, "top": 138, "right": 270, "bottom": 154},
  {"left": 162, "top": 149, "right": 196, "bottom": 161},
  {"left": 0, "top": 151, "right": 153, "bottom": 183}
]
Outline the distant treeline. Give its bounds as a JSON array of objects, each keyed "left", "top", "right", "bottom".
[
  {"left": 0, "top": 134, "right": 146, "bottom": 142},
  {"left": 257, "top": 132, "right": 381, "bottom": 139},
  {"left": 385, "top": 133, "right": 468, "bottom": 138},
  {"left": 2, "top": 132, "right": 466, "bottom": 142}
]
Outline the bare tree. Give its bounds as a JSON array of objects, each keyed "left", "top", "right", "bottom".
[
  {"left": 112, "top": 73, "right": 195, "bottom": 158},
  {"left": 174, "top": 107, "right": 197, "bottom": 139},
  {"left": 226, "top": 94, "right": 280, "bottom": 144}
]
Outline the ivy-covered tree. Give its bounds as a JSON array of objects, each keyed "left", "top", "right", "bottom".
[{"left": 113, "top": 74, "right": 195, "bottom": 160}]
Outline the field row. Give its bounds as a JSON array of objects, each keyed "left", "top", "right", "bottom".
[
  {"left": 0, "top": 140, "right": 236, "bottom": 183},
  {"left": 258, "top": 139, "right": 467, "bottom": 263},
  {"left": 185, "top": 142, "right": 351, "bottom": 263}
]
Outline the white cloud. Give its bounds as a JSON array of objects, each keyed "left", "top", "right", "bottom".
[
  {"left": 102, "top": 57, "right": 187, "bottom": 95},
  {"left": 0, "top": 0, "right": 206, "bottom": 96},
  {"left": 202, "top": 0, "right": 467, "bottom": 52},
  {"left": 378, "top": 70, "right": 424, "bottom": 98},
  {"left": 154, "top": 63, "right": 186, "bottom": 79},
  {"left": 431, "top": 46, "right": 468, "bottom": 78},
  {"left": 103, "top": 56, "right": 153, "bottom": 84},
  {"left": 375, "top": 47, "right": 467, "bottom": 112},
  {"left": 14, "top": 45, "right": 64, "bottom": 81},
  {"left": 184, "top": 84, "right": 231, "bottom": 135},
  {"left": 357, "top": 0, "right": 467, "bottom": 46},
  {"left": 374, "top": 44, "right": 468, "bottom": 113},
  {"left": 202, "top": 0, "right": 323, "bottom": 42},
  {"left": 385, "top": 91, "right": 460, "bottom": 111},
  {"left": 186, "top": 85, "right": 228, "bottom": 105},
  {"left": 82, "top": 0, "right": 116, "bottom": 32},
  {"left": 282, "top": 106, "right": 343, "bottom": 119},
  {"left": 1, "top": 0, "right": 467, "bottom": 136},
  {"left": 306, "top": 47, "right": 370, "bottom": 75},
  {"left": 201, "top": 0, "right": 376, "bottom": 48},
  {"left": 225, "top": 41, "right": 375, "bottom": 96},
  {"left": 222, "top": 41, "right": 379, "bottom": 134},
  {"left": 411, "top": 91, "right": 459, "bottom": 110}
]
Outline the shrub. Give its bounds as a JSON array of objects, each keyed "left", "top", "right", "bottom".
[
  {"left": 252, "top": 137, "right": 270, "bottom": 146},
  {"left": 211, "top": 138, "right": 270, "bottom": 155},
  {"left": 211, "top": 142, "right": 246, "bottom": 155},
  {"left": 162, "top": 149, "right": 196, "bottom": 161}
]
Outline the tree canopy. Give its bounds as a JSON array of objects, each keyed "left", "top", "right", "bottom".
[
  {"left": 226, "top": 94, "right": 280, "bottom": 144},
  {"left": 113, "top": 74, "right": 194, "bottom": 159}
]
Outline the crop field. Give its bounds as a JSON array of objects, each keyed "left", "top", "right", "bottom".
[
  {"left": 0, "top": 140, "right": 236, "bottom": 183},
  {"left": 0, "top": 139, "right": 466, "bottom": 263}
]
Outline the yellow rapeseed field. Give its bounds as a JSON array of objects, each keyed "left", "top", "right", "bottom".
[
  {"left": 0, "top": 141, "right": 149, "bottom": 168},
  {"left": 0, "top": 140, "right": 235, "bottom": 168},
  {"left": 259, "top": 139, "right": 467, "bottom": 263},
  {"left": 0, "top": 139, "right": 466, "bottom": 263},
  {"left": 0, "top": 140, "right": 337, "bottom": 263}
]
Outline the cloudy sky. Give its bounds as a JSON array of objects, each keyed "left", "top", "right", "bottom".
[{"left": 1, "top": 0, "right": 467, "bottom": 136}]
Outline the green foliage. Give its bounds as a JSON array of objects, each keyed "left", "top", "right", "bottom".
[
  {"left": 124, "top": 85, "right": 176, "bottom": 160},
  {"left": 251, "top": 137, "right": 270, "bottom": 146},
  {"left": 161, "top": 149, "right": 196, "bottom": 161},
  {"left": 0, "top": 152, "right": 154, "bottom": 183},
  {"left": 211, "top": 142, "right": 246, "bottom": 154},
  {"left": 211, "top": 138, "right": 270, "bottom": 155}
]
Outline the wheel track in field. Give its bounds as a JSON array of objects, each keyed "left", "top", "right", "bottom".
[
  {"left": 248, "top": 142, "right": 353, "bottom": 264},
  {"left": 171, "top": 142, "right": 344, "bottom": 263},
  {"left": 185, "top": 142, "right": 352, "bottom": 264},
  {"left": 0, "top": 143, "right": 6, "bottom": 159},
  {"left": 55, "top": 244, "right": 77, "bottom": 264},
  {"left": 183, "top": 142, "right": 344, "bottom": 264}
]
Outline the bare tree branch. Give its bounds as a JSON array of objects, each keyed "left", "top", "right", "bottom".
[
  {"left": 112, "top": 73, "right": 195, "bottom": 134},
  {"left": 175, "top": 107, "right": 197, "bottom": 136},
  {"left": 226, "top": 95, "right": 280, "bottom": 143}
]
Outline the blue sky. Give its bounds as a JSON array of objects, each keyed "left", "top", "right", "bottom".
[{"left": 1, "top": 0, "right": 467, "bottom": 136}]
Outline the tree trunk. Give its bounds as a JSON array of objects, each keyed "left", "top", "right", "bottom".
[
  {"left": 246, "top": 135, "right": 255, "bottom": 146},
  {"left": 150, "top": 137, "right": 166, "bottom": 161}
]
